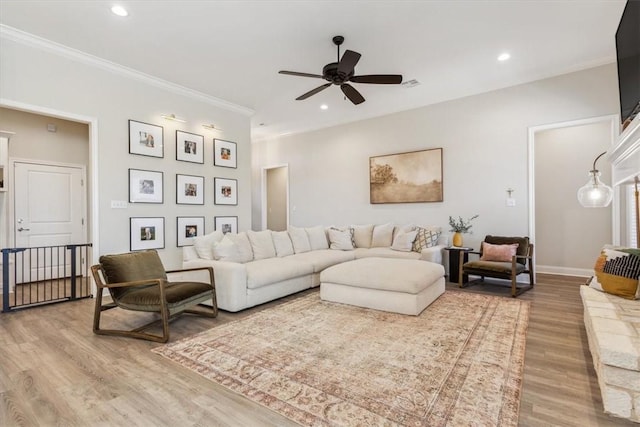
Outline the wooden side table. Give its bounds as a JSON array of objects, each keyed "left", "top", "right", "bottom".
[{"left": 443, "top": 247, "right": 473, "bottom": 283}]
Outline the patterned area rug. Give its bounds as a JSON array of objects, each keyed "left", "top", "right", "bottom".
[{"left": 153, "top": 291, "right": 530, "bottom": 426}]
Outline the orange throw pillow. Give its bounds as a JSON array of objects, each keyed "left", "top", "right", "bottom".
[{"left": 480, "top": 242, "right": 519, "bottom": 262}]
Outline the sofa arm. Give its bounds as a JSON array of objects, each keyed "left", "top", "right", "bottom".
[
  {"left": 420, "top": 244, "right": 446, "bottom": 264},
  {"left": 183, "top": 259, "right": 248, "bottom": 312}
]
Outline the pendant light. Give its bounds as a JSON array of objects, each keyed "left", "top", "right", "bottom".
[{"left": 577, "top": 152, "right": 613, "bottom": 208}]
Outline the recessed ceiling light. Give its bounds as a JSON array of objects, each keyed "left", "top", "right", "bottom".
[
  {"left": 111, "top": 5, "right": 128, "bottom": 17},
  {"left": 320, "top": 104, "right": 328, "bottom": 110},
  {"left": 498, "top": 53, "right": 511, "bottom": 62}
]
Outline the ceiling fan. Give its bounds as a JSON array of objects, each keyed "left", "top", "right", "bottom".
[{"left": 278, "top": 36, "right": 403, "bottom": 105}]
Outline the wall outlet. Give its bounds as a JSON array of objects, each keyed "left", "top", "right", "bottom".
[
  {"left": 506, "top": 198, "right": 516, "bottom": 207},
  {"left": 111, "top": 200, "right": 127, "bottom": 209}
]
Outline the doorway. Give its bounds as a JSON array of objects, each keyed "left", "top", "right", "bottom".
[
  {"left": 528, "top": 115, "right": 618, "bottom": 276},
  {"left": 262, "top": 165, "right": 289, "bottom": 231}
]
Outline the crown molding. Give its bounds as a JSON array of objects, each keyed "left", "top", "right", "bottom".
[{"left": 0, "top": 24, "right": 254, "bottom": 117}]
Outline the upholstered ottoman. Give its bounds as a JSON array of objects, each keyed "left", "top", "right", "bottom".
[{"left": 320, "top": 257, "right": 445, "bottom": 315}]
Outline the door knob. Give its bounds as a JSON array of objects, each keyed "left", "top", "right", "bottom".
[{"left": 17, "top": 227, "right": 30, "bottom": 232}]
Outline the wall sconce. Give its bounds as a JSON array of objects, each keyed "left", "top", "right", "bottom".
[
  {"left": 161, "top": 114, "right": 186, "bottom": 123},
  {"left": 577, "top": 152, "right": 613, "bottom": 208},
  {"left": 202, "top": 124, "right": 222, "bottom": 132}
]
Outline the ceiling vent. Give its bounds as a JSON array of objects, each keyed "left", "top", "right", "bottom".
[{"left": 401, "top": 79, "right": 421, "bottom": 88}]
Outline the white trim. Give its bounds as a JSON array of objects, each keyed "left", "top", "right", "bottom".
[
  {"left": 527, "top": 114, "right": 619, "bottom": 258},
  {"left": 0, "top": 98, "right": 100, "bottom": 275},
  {"left": 608, "top": 114, "right": 640, "bottom": 186},
  {"left": 261, "top": 164, "right": 290, "bottom": 231},
  {"left": 535, "top": 265, "right": 591, "bottom": 278},
  {"left": 0, "top": 24, "right": 254, "bottom": 117}
]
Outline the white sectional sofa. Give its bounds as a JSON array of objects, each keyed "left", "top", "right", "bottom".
[{"left": 182, "top": 224, "right": 446, "bottom": 312}]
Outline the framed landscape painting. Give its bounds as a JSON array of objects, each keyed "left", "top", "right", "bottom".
[
  {"left": 215, "top": 216, "right": 238, "bottom": 234},
  {"left": 176, "top": 130, "right": 204, "bottom": 164},
  {"left": 176, "top": 174, "right": 204, "bottom": 205},
  {"left": 177, "top": 216, "right": 204, "bottom": 247},
  {"left": 129, "top": 169, "right": 163, "bottom": 204},
  {"left": 214, "top": 139, "right": 237, "bottom": 168},
  {"left": 130, "top": 217, "right": 165, "bottom": 251},
  {"left": 214, "top": 177, "right": 238, "bottom": 205},
  {"left": 129, "top": 120, "right": 163, "bottom": 158},
  {"left": 369, "top": 148, "right": 443, "bottom": 204}
]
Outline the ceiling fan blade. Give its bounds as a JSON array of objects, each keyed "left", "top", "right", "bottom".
[
  {"left": 351, "top": 74, "right": 403, "bottom": 84},
  {"left": 279, "top": 70, "right": 324, "bottom": 79},
  {"left": 337, "top": 50, "right": 361, "bottom": 76},
  {"left": 296, "top": 83, "right": 332, "bottom": 100},
  {"left": 340, "top": 84, "right": 365, "bottom": 105}
]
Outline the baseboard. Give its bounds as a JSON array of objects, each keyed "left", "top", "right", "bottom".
[{"left": 535, "top": 265, "right": 591, "bottom": 277}]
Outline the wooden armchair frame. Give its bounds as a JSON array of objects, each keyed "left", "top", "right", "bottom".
[
  {"left": 91, "top": 265, "right": 217, "bottom": 343},
  {"left": 458, "top": 240, "right": 534, "bottom": 298}
]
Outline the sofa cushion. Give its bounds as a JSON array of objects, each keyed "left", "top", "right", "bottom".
[
  {"left": 272, "top": 231, "right": 294, "bottom": 257},
  {"left": 371, "top": 223, "right": 395, "bottom": 247},
  {"left": 351, "top": 224, "right": 374, "bottom": 248},
  {"left": 328, "top": 227, "right": 355, "bottom": 250},
  {"left": 288, "top": 226, "right": 311, "bottom": 254},
  {"left": 245, "top": 258, "right": 314, "bottom": 289},
  {"left": 192, "top": 230, "right": 224, "bottom": 260},
  {"left": 412, "top": 227, "right": 442, "bottom": 252},
  {"left": 354, "top": 247, "right": 421, "bottom": 260},
  {"left": 306, "top": 226, "right": 329, "bottom": 250},
  {"left": 247, "top": 230, "right": 276, "bottom": 260},
  {"left": 288, "top": 249, "right": 356, "bottom": 273},
  {"left": 391, "top": 229, "right": 418, "bottom": 252}
]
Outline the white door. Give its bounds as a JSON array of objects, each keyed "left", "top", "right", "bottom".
[{"left": 13, "top": 161, "right": 86, "bottom": 282}]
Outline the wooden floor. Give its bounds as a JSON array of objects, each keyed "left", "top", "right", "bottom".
[{"left": 0, "top": 274, "right": 635, "bottom": 426}]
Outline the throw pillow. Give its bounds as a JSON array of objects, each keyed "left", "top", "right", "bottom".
[
  {"left": 226, "top": 232, "right": 254, "bottom": 263},
  {"left": 371, "top": 223, "right": 395, "bottom": 247},
  {"left": 271, "top": 231, "right": 294, "bottom": 257},
  {"left": 351, "top": 224, "right": 374, "bottom": 248},
  {"left": 412, "top": 227, "right": 442, "bottom": 252},
  {"left": 590, "top": 246, "right": 640, "bottom": 300},
  {"left": 192, "top": 230, "right": 224, "bottom": 260},
  {"left": 212, "top": 235, "right": 240, "bottom": 262},
  {"left": 391, "top": 229, "right": 418, "bottom": 252},
  {"left": 480, "top": 242, "right": 519, "bottom": 262},
  {"left": 327, "top": 227, "right": 355, "bottom": 251},
  {"left": 306, "top": 226, "right": 329, "bottom": 250},
  {"left": 247, "top": 230, "right": 276, "bottom": 260},
  {"left": 288, "top": 226, "right": 311, "bottom": 254}
]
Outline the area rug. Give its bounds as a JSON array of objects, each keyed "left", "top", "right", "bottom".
[{"left": 153, "top": 291, "right": 530, "bottom": 426}]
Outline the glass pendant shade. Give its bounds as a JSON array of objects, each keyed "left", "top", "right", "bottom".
[{"left": 577, "top": 170, "right": 613, "bottom": 208}]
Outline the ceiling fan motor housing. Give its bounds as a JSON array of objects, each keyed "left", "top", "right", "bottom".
[{"left": 323, "top": 62, "right": 353, "bottom": 84}]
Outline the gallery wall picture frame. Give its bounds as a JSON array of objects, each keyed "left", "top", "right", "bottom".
[
  {"left": 214, "top": 216, "right": 238, "bottom": 234},
  {"left": 177, "top": 216, "right": 205, "bottom": 247},
  {"left": 369, "top": 147, "right": 443, "bottom": 204},
  {"left": 214, "top": 177, "right": 238, "bottom": 205},
  {"left": 129, "top": 120, "right": 164, "bottom": 158},
  {"left": 129, "top": 168, "right": 164, "bottom": 204},
  {"left": 130, "top": 217, "right": 165, "bottom": 251},
  {"left": 176, "top": 130, "right": 204, "bottom": 164},
  {"left": 214, "top": 139, "right": 237, "bottom": 168},
  {"left": 176, "top": 174, "right": 205, "bottom": 205}
]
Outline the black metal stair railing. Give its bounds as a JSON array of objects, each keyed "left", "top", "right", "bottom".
[{"left": 1, "top": 243, "right": 93, "bottom": 312}]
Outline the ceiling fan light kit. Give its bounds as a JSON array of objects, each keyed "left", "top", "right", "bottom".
[{"left": 279, "top": 36, "right": 403, "bottom": 105}]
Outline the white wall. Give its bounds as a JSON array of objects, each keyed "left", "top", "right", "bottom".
[
  {"left": 266, "top": 166, "right": 288, "bottom": 231},
  {"left": 0, "top": 36, "right": 252, "bottom": 269},
  {"left": 534, "top": 122, "right": 612, "bottom": 272},
  {"left": 252, "top": 64, "right": 619, "bottom": 255}
]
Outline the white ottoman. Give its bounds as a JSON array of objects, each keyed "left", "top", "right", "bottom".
[{"left": 320, "top": 257, "right": 445, "bottom": 315}]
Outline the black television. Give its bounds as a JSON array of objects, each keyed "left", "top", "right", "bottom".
[{"left": 616, "top": 0, "right": 640, "bottom": 126}]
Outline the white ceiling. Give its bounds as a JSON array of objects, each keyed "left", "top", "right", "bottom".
[{"left": 0, "top": 1, "right": 627, "bottom": 141}]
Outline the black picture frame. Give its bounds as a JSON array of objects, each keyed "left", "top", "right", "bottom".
[{"left": 129, "top": 120, "right": 164, "bottom": 158}]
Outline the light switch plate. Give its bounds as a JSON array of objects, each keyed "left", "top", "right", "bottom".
[
  {"left": 506, "top": 198, "right": 516, "bottom": 207},
  {"left": 111, "top": 200, "right": 128, "bottom": 209}
]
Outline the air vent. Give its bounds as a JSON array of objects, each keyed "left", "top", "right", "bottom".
[{"left": 401, "top": 79, "right": 421, "bottom": 88}]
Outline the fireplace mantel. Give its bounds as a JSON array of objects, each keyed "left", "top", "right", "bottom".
[{"left": 609, "top": 115, "right": 640, "bottom": 186}]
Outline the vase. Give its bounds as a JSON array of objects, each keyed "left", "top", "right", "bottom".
[{"left": 452, "top": 232, "right": 463, "bottom": 247}]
